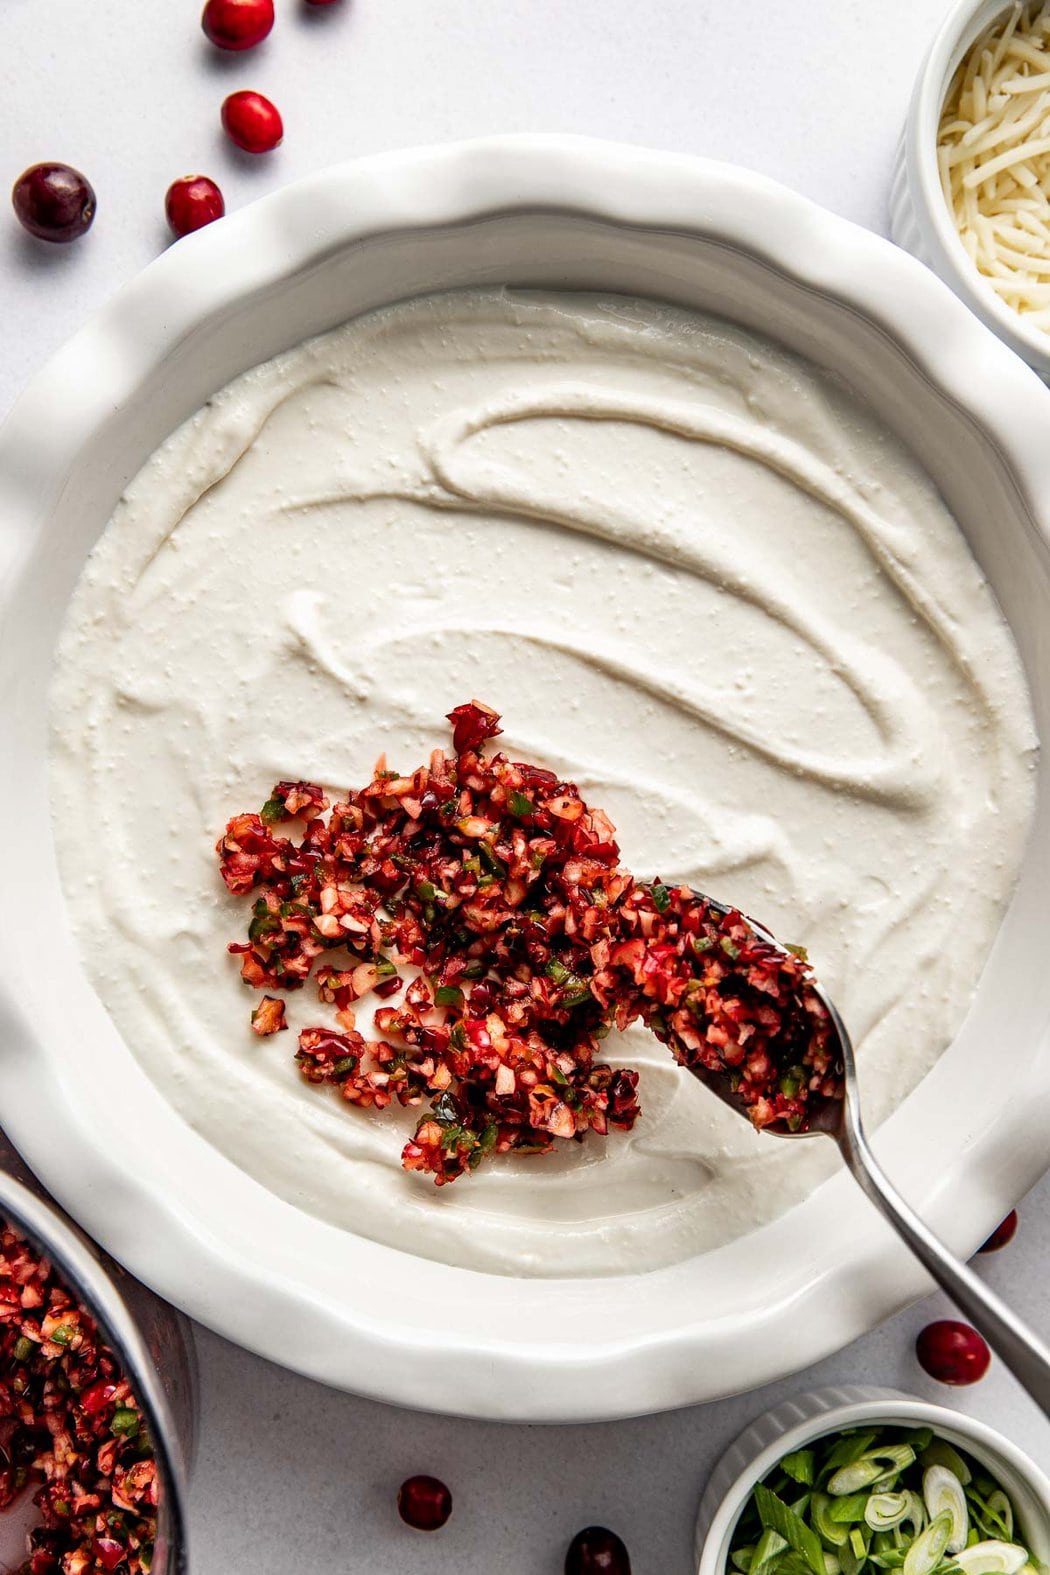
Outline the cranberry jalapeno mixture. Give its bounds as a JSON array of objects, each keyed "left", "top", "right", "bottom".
[
  {"left": 0, "top": 1227, "right": 156, "bottom": 1575},
  {"left": 217, "top": 703, "right": 838, "bottom": 1183}
]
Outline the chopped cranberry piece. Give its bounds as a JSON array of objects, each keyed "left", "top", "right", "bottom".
[
  {"left": 201, "top": 0, "right": 274, "bottom": 50},
  {"left": 447, "top": 699, "right": 503, "bottom": 753},
  {"left": 916, "top": 1320, "right": 991, "bottom": 1385},
  {"left": 251, "top": 996, "right": 287, "bottom": 1035},
  {"left": 565, "top": 1526, "right": 632, "bottom": 1574},
  {"left": 398, "top": 1474, "right": 452, "bottom": 1531},
  {"left": 978, "top": 1209, "right": 1018, "bottom": 1253}
]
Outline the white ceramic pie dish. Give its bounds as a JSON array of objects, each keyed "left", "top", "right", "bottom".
[{"left": 1, "top": 135, "right": 1050, "bottom": 1422}]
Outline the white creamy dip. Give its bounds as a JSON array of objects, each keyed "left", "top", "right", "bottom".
[{"left": 49, "top": 291, "right": 1036, "bottom": 1278}]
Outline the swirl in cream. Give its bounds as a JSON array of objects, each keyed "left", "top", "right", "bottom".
[{"left": 48, "top": 291, "right": 1036, "bottom": 1277}]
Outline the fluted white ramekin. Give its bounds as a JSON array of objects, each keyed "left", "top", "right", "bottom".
[
  {"left": 696, "top": 1387, "right": 1050, "bottom": 1575},
  {"left": 891, "top": 0, "right": 1050, "bottom": 379}
]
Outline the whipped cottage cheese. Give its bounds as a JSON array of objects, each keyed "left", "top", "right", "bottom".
[{"left": 48, "top": 291, "right": 1037, "bottom": 1277}]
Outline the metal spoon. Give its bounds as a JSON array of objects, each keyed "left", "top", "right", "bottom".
[{"left": 685, "top": 893, "right": 1050, "bottom": 1415}]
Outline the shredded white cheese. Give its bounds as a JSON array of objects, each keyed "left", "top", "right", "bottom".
[{"left": 938, "top": 1, "right": 1050, "bottom": 328}]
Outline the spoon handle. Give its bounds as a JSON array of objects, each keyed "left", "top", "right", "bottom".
[{"left": 838, "top": 1111, "right": 1050, "bottom": 1415}]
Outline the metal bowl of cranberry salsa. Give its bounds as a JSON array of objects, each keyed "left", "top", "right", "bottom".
[{"left": 0, "top": 1136, "right": 193, "bottom": 1574}]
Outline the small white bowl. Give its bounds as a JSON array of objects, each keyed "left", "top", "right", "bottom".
[
  {"left": 891, "top": 0, "right": 1050, "bottom": 379},
  {"left": 696, "top": 1386, "right": 1050, "bottom": 1575}
]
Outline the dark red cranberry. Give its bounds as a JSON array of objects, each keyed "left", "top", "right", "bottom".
[
  {"left": 566, "top": 1526, "right": 632, "bottom": 1575},
  {"left": 397, "top": 1474, "right": 452, "bottom": 1531},
  {"left": 93, "top": 1538, "right": 126, "bottom": 1573},
  {"left": 916, "top": 1320, "right": 991, "bottom": 1385},
  {"left": 978, "top": 1209, "right": 1018, "bottom": 1253},
  {"left": 12, "top": 163, "right": 95, "bottom": 243},
  {"left": 221, "top": 91, "right": 284, "bottom": 153},
  {"left": 165, "top": 176, "right": 225, "bottom": 239},
  {"left": 202, "top": 0, "right": 274, "bottom": 50}
]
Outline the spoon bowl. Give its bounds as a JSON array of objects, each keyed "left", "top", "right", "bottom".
[{"left": 679, "top": 890, "right": 1050, "bottom": 1415}]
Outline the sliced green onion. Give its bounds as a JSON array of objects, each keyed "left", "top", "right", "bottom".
[
  {"left": 901, "top": 1492, "right": 927, "bottom": 1539},
  {"left": 751, "top": 1528, "right": 789, "bottom": 1575},
  {"left": 754, "top": 1485, "right": 827, "bottom": 1575},
  {"left": 841, "top": 1541, "right": 865, "bottom": 1575},
  {"left": 507, "top": 791, "right": 535, "bottom": 818},
  {"left": 984, "top": 1493, "right": 1014, "bottom": 1542},
  {"left": 953, "top": 1544, "right": 1029, "bottom": 1575},
  {"left": 12, "top": 1335, "right": 33, "bottom": 1362},
  {"left": 923, "top": 1466, "right": 969, "bottom": 1554},
  {"left": 732, "top": 1549, "right": 756, "bottom": 1573},
  {"left": 866, "top": 1496, "right": 911, "bottom": 1533},
  {"left": 903, "top": 1512, "right": 953, "bottom": 1575},
  {"left": 830, "top": 1462, "right": 892, "bottom": 1497},
  {"left": 922, "top": 1443, "right": 972, "bottom": 1486},
  {"left": 850, "top": 1528, "right": 870, "bottom": 1562},
  {"left": 779, "top": 1451, "right": 816, "bottom": 1487},
  {"left": 831, "top": 1496, "right": 875, "bottom": 1524},
  {"left": 873, "top": 1448, "right": 916, "bottom": 1475},
  {"left": 434, "top": 985, "right": 464, "bottom": 1007},
  {"left": 813, "top": 1493, "right": 851, "bottom": 1549},
  {"left": 824, "top": 1435, "right": 880, "bottom": 1472}
]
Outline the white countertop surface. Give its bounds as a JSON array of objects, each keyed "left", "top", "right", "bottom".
[{"left": 2, "top": 1, "right": 1048, "bottom": 1570}]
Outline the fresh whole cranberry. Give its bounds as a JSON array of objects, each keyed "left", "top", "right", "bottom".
[
  {"left": 201, "top": 0, "right": 274, "bottom": 50},
  {"left": 165, "top": 176, "right": 225, "bottom": 239},
  {"left": 221, "top": 91, "right": 284, "bottom": 153},
  {"left": 916, "top": 1319, "right": 991, "bottom": 1385},
  {"left": 978, "top": 1209, "right": 1018, "bottom": 1253},
  {"left": 397, "top": 1474, "right": 452, "bottom": 1531},
  {"left": 12, "top": 163, "right": 96, "bottom": 243},
  {"left": 565, "top": 1526, "right": 632, "bottom": 1575}
]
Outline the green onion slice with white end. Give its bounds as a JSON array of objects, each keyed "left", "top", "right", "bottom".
[
  {"left": 903, "top": 1512, "right": 953, "bottom": 1575},
  {"left": 901, "top": 1492, "right": 927, "bottom": 1539},
  {"left": 865, "top": 1495, "right": 911, "bottom": 1533},
  {"left": 953, "top": 1543, "right": 1030, "bottom": 1575},
  {"left": 923, "top": 1465, "right": 969, "bottom": 1554},
  {"left": 985, "top": 1492, "right": 1014, "bottom": 1542},
  {"left": 830, "top": 1462, "right": 893, "bottom": 1497}
]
